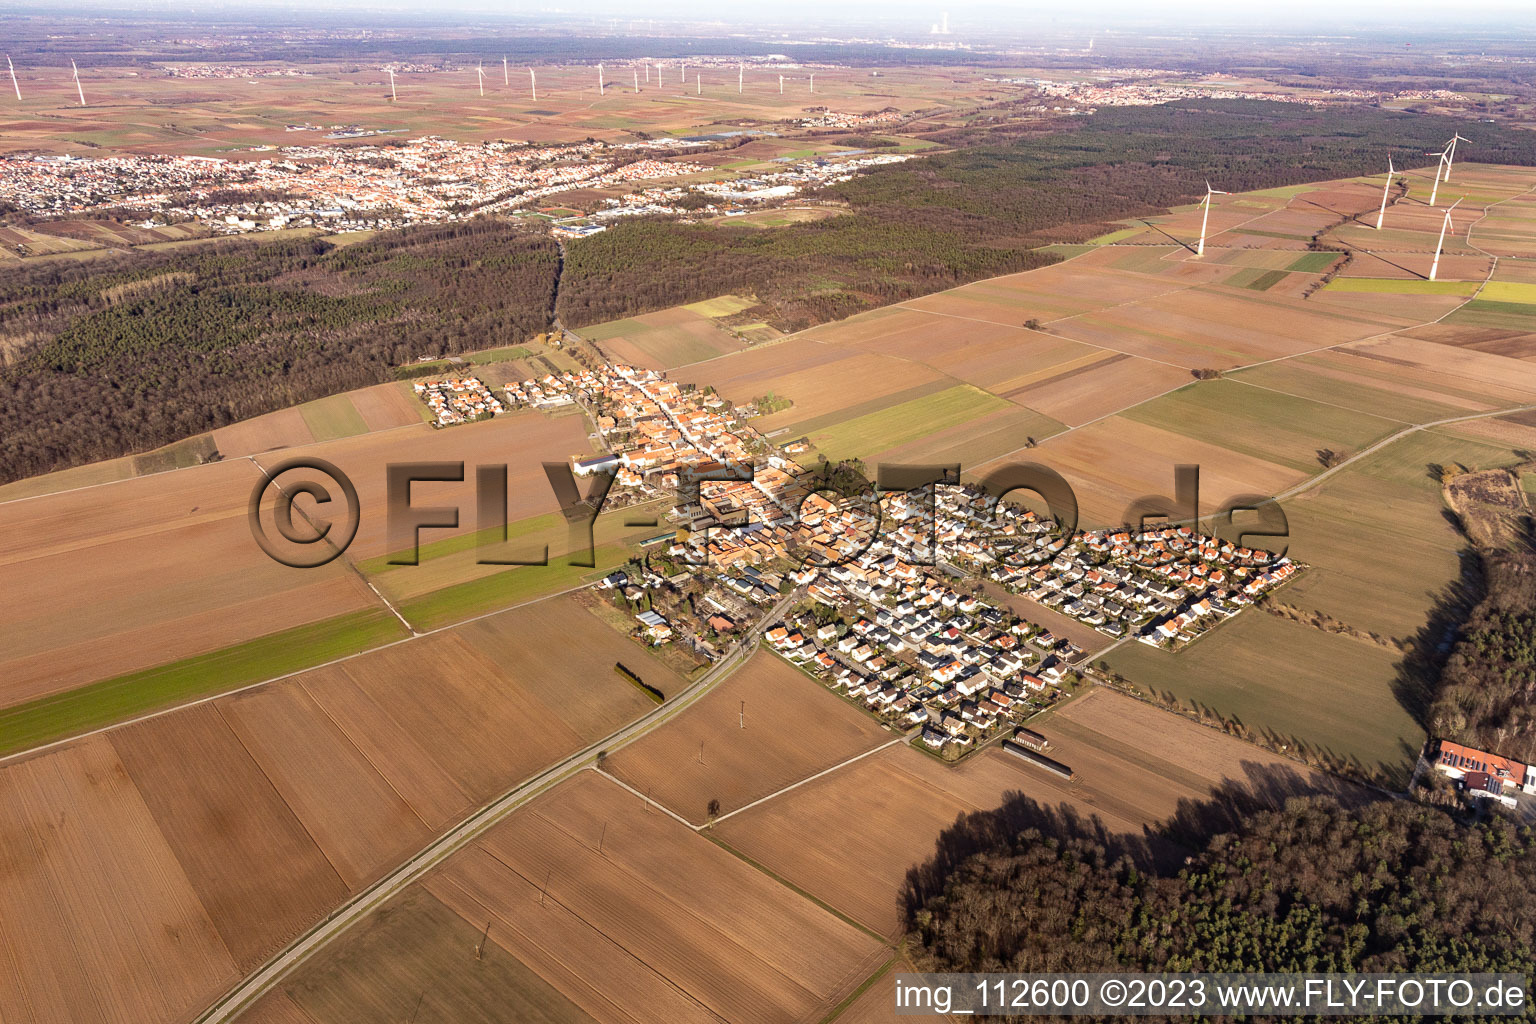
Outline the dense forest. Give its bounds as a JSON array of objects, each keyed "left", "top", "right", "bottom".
[
  {"left": 557, "top": 102, "right": 1536, "bottom": 330},
  {"left": 911, "top": 795, "right": 1536, "bottom": 1015},
  {"left": 0, "top": 218, "right": 558, "bottom": 482},
  {"left": 1430, "top": 546, "right": 1536, "bottom": 764}
]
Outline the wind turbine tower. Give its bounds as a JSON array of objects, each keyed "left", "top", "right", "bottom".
[
  {"left": 477, "top": 64, "right": 485, "bottom": 98},
  {"left": 634, "top": 68, "right": 640, "bottom": 92},
  {"left": 1429, "top": 198, "right": 1462, "bottom": 281},
  {"left": 779, "top": 74, "right": 784, "bottom": 95},
  {"left": 598, "top": 63, "right": 604, "bottom": 96},
  {"left": 529, "top": 67, "right": 537, "bottom": 102},
  {"left": 387, "top": 67, "right": 396, "bottom": 102},
  {"left": 71, "top": 59, "right": 84, "bottom": 106},
  {"left": 696, "top": 74, "right": 700, "bottom": 95},
  {"left": 809, "top": 73, "right": 814, "bottom": 93},
  {"left": 1444, "top": 133, "right": 1469, "bottom": 181},
  {"left": 941, "top": 11, "right": 949, "bottom": 33},
  {"left": 1196, "top": 181, "right": 1227, "bottom": 257},
  {"left": 7, "top": 56, "right": 20, "bottom": 101},
  {"left": 503, "top": 57, "right": 508, "bottom": 86},
  {"left": 1429, "top": 144, "right": 1450, "bottom": 207},
  {"left": 1375, "top": 155, "right": 1394, "bottom": 230},
  {"left": 738, "top": 64, "right": 743, "bottom": 93}
]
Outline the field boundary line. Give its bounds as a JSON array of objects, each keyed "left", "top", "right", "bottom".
[
  {"left": 708, "top": 737, "right": 907, "bottom": 827},
  {"left": 590, "top": 768, "right": 699, "bottom": 829},
  {"left": 249, "top": 455, "right": 418, "bottom": 635},
  {"left": 700, "top": 833, "right": 894, "bottom": 946},
  {"left": 190, "top": 593, "right": 797, "bottom": 1023}
]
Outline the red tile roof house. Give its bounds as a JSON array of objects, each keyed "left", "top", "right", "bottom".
[{"left": 1434, "top": 739, "right": 1535, "bottom": 796}]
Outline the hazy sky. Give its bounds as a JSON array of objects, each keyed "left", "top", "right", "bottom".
[{"left": 31, "top": 0, "right": 1536, "bottom": 26}]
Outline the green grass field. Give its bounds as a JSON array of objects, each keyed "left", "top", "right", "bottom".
[
  {"left": 1278, "top": 429, "right": 1522, "bottom": 642},
  {"left": 131, "top": 432, "right": 219, "bottom": 475},
  {"left": 1323, "top": 277, "right": 1477, "bottom": 295},
  {"left": 1105, "top": 612, "right": 1421, "bottom": 784},
  {"left": 1226, "top": 359, "right": 1467, "bottom": 425},
  {"left": 807, "top": 384, "right": 1013, "bottom": 462},
  {"left": 298, "top": 393, "right": 370, "bottom": 442},
  {"left": 1288, "top": 252, "right": 1342, "bottom": 273},
  {"left": 1086, "top": 227, "right": 1143, "bottom": 244},
  {"left": 1123, "top": 378, "right": 1405, "bottom": 473},
  {"left": 396, "top": 544, "right": 630, "bottom": 632},
  {"left": 0, "top": 608, "right": 408, "bottom": 756},
  {"left": 1443, "top": 298, "right": 1536, "bottom": 331}
]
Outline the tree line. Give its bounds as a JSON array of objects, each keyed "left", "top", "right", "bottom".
[
  {"left": 911, "top": 794, "right": 1536, "bottom": 1017},
  {"left": 0, "top": 218, "right": 558, "bottom": 482}
]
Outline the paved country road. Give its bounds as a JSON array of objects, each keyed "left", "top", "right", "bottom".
[{"left": 193, "top": 586, "right": 803, "bottom": 1024}]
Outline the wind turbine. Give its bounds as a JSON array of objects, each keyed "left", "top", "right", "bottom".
[
  {"left": 645, "top": 63, "right": 651, "bottom": 83},
  {"left": 738, "top": 63, "right": 743, "bottom": 93},
  {"left": 1428, "top": 144, "right": 1450, "bottom": 207},
  {"left": 529, "top": 67, "right": 537, "bottom": 102},
  {"left": 680, "top": 62, "right": 686, "bottom": 85},
  {"left": 1375, "top": 154, "right": 1394, "bottom": 229},
  {"left": 1195, "top": 181, "right": 1227, "bottom": 257},
  {"left": 809, "top": 73, "right": 814, "bottom": 94},
  {"left": 71, "top": 59, "right": 84, "bottom": 106},
  {"left": 634, "top": 68, "right": 639, "bottom": 93},
  {"left": 598, "top": 63, "right": 604, "bottom": 96},
  {"left": 1429, "top": 197, "right": 1462, "bottom": 281},
  {"left": 7, "top": 56, "right": 19, "bottom": 101},
  {"left": 387, "top": 67, "right": 396, "bottom": 102},
  {"left": 503, "top": 57, "right": 508, "bottom": 86},
  {"left": 779, "top": 74, "right": 784, "bottom": 95},
  {"left": 477, "top": 63, "right": 485, "bottom": 98},
  {"left": 1443, "top": 133, "right": 1469, "bottom": 182}
]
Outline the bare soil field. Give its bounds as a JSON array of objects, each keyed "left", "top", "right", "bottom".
[
  {"left": 583, "top": 305, "right": 749, "bottom": 370},
  {"left": 419, "top": 771, "right": 887, "bottom": 1024},
  {"left": 3, "top": 60, "right": 981, "bottom": 159},
  {"left": 1340, "top": 334, "right": 1536, "bottom": 402},
  {"left": 0, "top": 592, "right": 676, "bottom": 1024},
  {"left": 1335, "top": 249, "right": 1491, "bottom": 281},
  {"left": 683, "top": 343, "right": 948, "bottom": 436},
  {"left": 1017, "top": 415, "right": 1304, "bottom": 527},
  {"left": 302, "top": 597, "right": 671, "bottom": 830},
  {"left": 1051, "top": 287, "right": 1408, "bottom": 370},
  {"left": 256, "top": 887, "right": 596, "bottom": 1024},
  {"left": 903, "top": 260, "right": 1179, "bottom": 323},
  {"left": 110, "top": 703, "right": 351, "bottom": 970},
  {"left": 0, "top": 734, "right": 238, "bottom": 1024},
  {"left": 716, "top": 689, "right": 1354, "bottom": 938},
  {"left": 218, "top": 681, "right": 436, "bottom": 889},
  {"left": 213, "top": 406, "right": 320, "bottom": 458},
  {"left": 254, "top": 406, "right": 591, "bottom": 560},
  {"left": 0, "top": 457, "right": 380, "bottom": 706},
  {"left": 604, "top": 651, "right": 892, "bottom": 824},
  {"left": 1001, "top": 351, "right": 1193, "bottom": 428},
  {"left": 348, "top": 382, "right": 429, "bottom": 432}
]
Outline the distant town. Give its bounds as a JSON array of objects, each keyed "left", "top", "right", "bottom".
[{"left": 0, "top": 130, "right": 910, "bottom": 239}]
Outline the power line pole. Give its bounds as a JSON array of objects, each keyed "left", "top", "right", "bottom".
[
  {"left": 740, "top": 700, "right": 745, "bottom": 728},
  {"left": 599, "top": 821, "right": 608, "bottom": 855},
  {"left": 474, "top": 919, "right": 491, "bottom": 960}
]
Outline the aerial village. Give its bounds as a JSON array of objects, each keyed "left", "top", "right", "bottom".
[{"left": 439, "top": 360, "right": 1305, "bottom": 758}]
